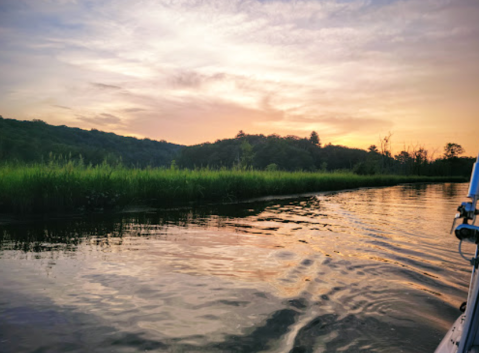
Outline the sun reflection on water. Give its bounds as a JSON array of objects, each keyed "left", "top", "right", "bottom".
[{"left": 0, "top": 183, "right": 472, "bottom": 352}]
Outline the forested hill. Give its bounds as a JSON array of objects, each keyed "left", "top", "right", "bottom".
[
  {"left": 177, "top": 131, "right": 368, "bottom": 171},
  {"left": 1, "top": 116, "right": 366, "bottom": 170},
  {"left": 176, "top": 132, "right": 474, "bottom": 176},
  {"left": 1, "top": 117, "right": 472, "bottom": 176},
  {"left": 0, "top": 116, "right": 183, "bottom": 167}
]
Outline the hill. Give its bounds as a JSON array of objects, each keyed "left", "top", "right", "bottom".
[
  {"left": 0, "top": 117, "right": 473, "bottom": 176},
  {"left": 177, "top": 131, "right": 368, "bottom": 171},
  {"left": 0, "top": 117, "right": 369, "bottom": 171},
  {"left": 0, "top": 116, "right": 183, "bottom": 167}
]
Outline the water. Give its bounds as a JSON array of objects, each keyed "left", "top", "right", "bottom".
[{"left": 0, "top": 183, "right": 474, "bottom": 353}]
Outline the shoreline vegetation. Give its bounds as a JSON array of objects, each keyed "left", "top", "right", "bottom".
[
  {"left": 0, "top": 162, "right": 467, "bottom": 215},
  {"left": 1, "top": 117, "right": 475, "bottom": 176},
  {"left": 0, "top": 118, "right": 473, "bottom": 215}
]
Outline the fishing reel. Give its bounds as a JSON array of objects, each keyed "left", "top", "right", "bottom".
[
  {"left": 455, "top": 224, "right": 479, "bottom": 244},
  {"left": 451, "top": 155, "right": 479, "bottom": 267},
  {"left": 451, "top": 202, "right": 479, "bottom": 241},
  {"left": 451, "top": 155, "right": 479, "bottom": 236},
  {"left": 452, "top": 202, "right": 479, "bottom": 242}
]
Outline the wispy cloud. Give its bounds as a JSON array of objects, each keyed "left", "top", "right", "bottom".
[
  {"left": 91, "top": 82, "right": 123, "bottom": 91},
  {"left": 52, "top": 104, "right": 71, "bottom": 110},
  {"left": 0, "top": 0, "right": 478, "bottom": 152},
  {"left": 76, "top": 113, "right": 122, "bottom": 126}
]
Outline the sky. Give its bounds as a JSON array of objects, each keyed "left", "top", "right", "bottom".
[{"left": 0, "top": 0, "right": 478, "bottom": 156}]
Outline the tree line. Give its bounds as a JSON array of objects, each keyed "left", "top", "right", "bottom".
[
  {"left": 177, "top": 130, "right": 474, "bottom": 177},
  {"left": 176, "top": 130, "right": 368, "bottom": 172},
  {"left": 0, "top": 116, "right": 182, "bottom": 167},
  {"left": 0, "top": 116, "right": 474, "bottom": 176},
  {"left": 354, "top": 134, "right": 473, "bottom": 177}
]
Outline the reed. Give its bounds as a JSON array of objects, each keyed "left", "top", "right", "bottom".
[{"left": 0, "top": 162, "right": 467, "bottom": 214}]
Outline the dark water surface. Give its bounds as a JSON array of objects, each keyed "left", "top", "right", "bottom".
[{"left": 0, "top": 183, "right": 474, "bottom": 353}]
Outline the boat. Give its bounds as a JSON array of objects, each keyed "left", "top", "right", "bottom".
[{"left": 435, "top": 152, "right": 479, "bottom": 353}]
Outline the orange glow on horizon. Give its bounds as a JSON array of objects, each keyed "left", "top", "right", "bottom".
[{"left": 0, "top": 0, "right": 477, "bottom": 156}]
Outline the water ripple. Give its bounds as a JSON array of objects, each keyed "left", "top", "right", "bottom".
[{"left": 0, "top": 183, "right": 472, "bottom": 352}]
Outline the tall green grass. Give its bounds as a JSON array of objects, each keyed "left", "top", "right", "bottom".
[{"left": 0, "top": 162, "right": 467, "bottom": 214}]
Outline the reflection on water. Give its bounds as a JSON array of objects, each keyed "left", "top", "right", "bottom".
[{"left": 0, "top": 183, "right": 473, "bottom": 353}]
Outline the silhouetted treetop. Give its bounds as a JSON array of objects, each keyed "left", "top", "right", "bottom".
[
  {"left": 444, "top": 143, "right": 464, "bottom": 159},
  {"left": 236, "top": 130, "right": 246, "bottom": 139},
  {"left": 309, "top": 131, "right": 321, "bottom": 147}
]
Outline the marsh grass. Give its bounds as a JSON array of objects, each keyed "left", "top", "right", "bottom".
[{"left": 0, "top": 162, "right": 467, "bottom": 214}]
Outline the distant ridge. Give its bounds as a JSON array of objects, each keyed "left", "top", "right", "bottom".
[
  {"left": 0, "top": 116, "right": 183, "bottom": 167},
  {"left": 0, "top": 116, "right": 370, "bottom": 171},
  {"left": 2, "top": 116, "right": 472, "bottom": 177},
  {"left": 176, "top": 131, "right": 369, "bottom": 171}
]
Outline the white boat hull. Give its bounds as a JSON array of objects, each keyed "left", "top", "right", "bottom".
[{"left": 435, "top": 314, "right": 466, "bottom": 353}]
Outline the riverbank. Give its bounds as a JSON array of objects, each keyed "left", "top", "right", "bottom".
[{"left": 0, "top": 163, "right": 467, "bottom": 214}]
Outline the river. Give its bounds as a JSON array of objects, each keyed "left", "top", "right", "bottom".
[{"left": 0, "top": 183, "right": 474, "bottom": 353}]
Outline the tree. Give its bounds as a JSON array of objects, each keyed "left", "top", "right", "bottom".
[
  {"left": 394, "top": 150, "right": 413, "bottom": 175},
  {"left": 444, "top": 143, "right": 464, "bottom": 159},
  {"left": 395, "top": 151, "right": 411, "bottom": 165},
  {"left": 236, "top": 130, "right": 246, "bottom": 139},
  {"left": 265, "top": 163, "right": 278, "bottom": 171},
  {"left": 240, "top": 140, "right": 254, "bottom": 169},
  {"left": 368, "top": 145, "right": 379, "bottom": 154},
  {"left": 309, "top": 131, "right": 321, "bottom": 147},
  {"left": 379, "top": 132, "right": 392, "bottom": 158}
]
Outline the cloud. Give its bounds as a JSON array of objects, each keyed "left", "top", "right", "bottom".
[
  {"left": 122, "top": 107, "right": 147, "bottom": 113},
  {"left": 120, "top": 94, "right": 287, "bottom": 143},
  {"left": 76, "top": 113, "right": 122, "bottom": 126},
  {"left": 91, "top": 82, "right": 123, "bottom": 90},
  {"left": 0, "top": 0, "right": 478, "bottom": 151},
  {"left": 167, "top": 70, "right": 227, "bottom": 89},
  {"left": 52, "top": 104, "right": 71, "bottom": 110},
  {"left": 258, "top": 114, "right": 394, "bottom": 139}
]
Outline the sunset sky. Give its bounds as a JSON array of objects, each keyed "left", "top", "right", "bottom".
[{"left": 1, "top": 0, "right": 478, "bottom": 155}]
